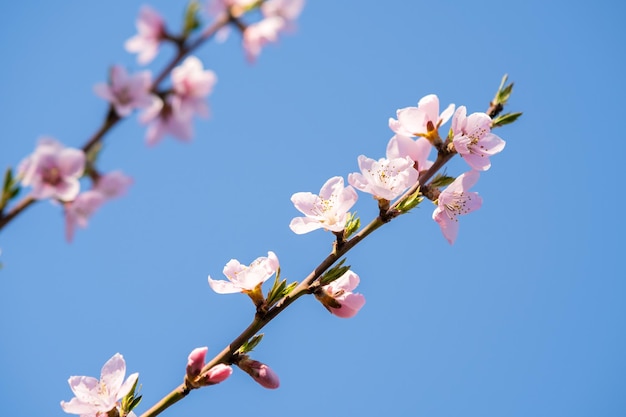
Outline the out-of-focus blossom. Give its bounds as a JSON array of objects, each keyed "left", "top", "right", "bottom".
[
  {"left": 348, "top": 155, "right": 418, "bottom": 201},
  {"left": 238, "top": 358, "right": 280, "bottom": 389},
  {"left": 386, "top": 134, "right": 433, "bottom": 172},
  {"left": 208, "top": 251, "right": 279, "bottom": 294},
  {"left": 389, "top": 94, "right": 454, "bottom": 138},
  {"left": 95, "top": 171, "right": 133, "bottom": 199},
  {"left": 60, "top": 353, "right": 138, "bottom": 417},
  {"left": 125, "top": 6, "right": 165, "bottom": 65},
  {"left": 93, "top": 66, "right": 155, "bottom": 117},
  {"left": 261, "top": 0, "right": 305, "bottom": 31},
  {"left": 289, "top": 176, "right": 358, "bottom": 234},
  {"left": 140, "top": 96, "right": 194, "bottom": 146},
  {"left": 64, "top": 171, "right": 132, "bottom": 242},
  {"left": 451, "top": 106, "right": 506, "bottom": 171},
  {"left": 64, "top": 191, "right": 106, "bottom": 242},
  {"left": 242, "top": 16, "right": 285, "bottom": 62},
  {"left": 242, "top": 0, "right": 305, "bottom": 62},
  {"left": 171, "top": 56, "right": 217, "bottom": 118},
  {"left": 317, "top": 270, "right": 365, "bottom": 318},
  {"left": 18, "top": 138, "right": 85, "bottom": 201},
  {"left": 186, "top": 347, "right": 233, "bottom": 387},
  {"left": 432, "top": 171, "right": 482, "bottom": 244}
]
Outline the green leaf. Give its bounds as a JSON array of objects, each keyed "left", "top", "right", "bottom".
[
  {"left": 3, "top": 168, "right": 13, "bottom": 192},
  {"left": 121, "top": 379, "right": 142, "bottom": 416},
  {"left": 491, "top": 112, "right": 523, "bottom": 128},
  {"left": 429, "top": 173, "right": 455, "bottom": 188},
  {"left": 238, "top": 334, "right": 264, "bottom": 354},
  {"left": 183, "top": 1, "right": 202, "bottom": 36},
  {"left": 343, "top": 212, "right": 360, "bottom": 239},
  {"left": 396, "top": 188, "right": 423, "bottom": 212},
  {"left": 493, "top": 74, "right": 515, "bottom": 106},
  {"left": 319, "top": 258, "right": 351, "bottom": 286},
  {"left": 9, "top": 186, "right": 20, "bottom": 199}
]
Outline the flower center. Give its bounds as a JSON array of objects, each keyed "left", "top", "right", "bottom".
[{"left": 42, "top": 166, "right": 62, "bottom": 185}]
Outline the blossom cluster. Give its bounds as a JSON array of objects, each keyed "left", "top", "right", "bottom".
[
  {"left": 209, "top": 0, "right": 305, "bottom": 62},
  {"left": 16, "top": 138, "right": 132, "bottom": 242},
  {"left": 12, "top": 1, "right": 306, "bottom": 241},
  {"left": 289, "top": 93, "right": 505, "bottom": 245}
]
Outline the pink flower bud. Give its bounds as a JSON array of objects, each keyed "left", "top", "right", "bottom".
[
  {"left": 205, "top": 364, "right": 233, "bottom": 385},
  {"left": 238, "top": 358, "right": 280, "bottom": 389},
  {"left": 186, "top": 347, "right": 208, "bottom": 378}
]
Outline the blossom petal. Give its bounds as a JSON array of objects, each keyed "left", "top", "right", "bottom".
[{"left": 208, "top": 276, "right": 242, "bottom": 294}]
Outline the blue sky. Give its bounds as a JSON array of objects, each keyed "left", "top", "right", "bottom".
[{"left": 1, "top": 1, "right": 624, "bottom": 416}]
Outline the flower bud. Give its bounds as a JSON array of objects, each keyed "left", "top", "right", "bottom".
[
  {"left": 204, "top": 364, "right": 233, "bottom": 385},
  {"left": 238, "top": 358, "right": 280, "bottom": 389},
  {"left": 186, "top": 346, "right": 208, "bottom": 379}
]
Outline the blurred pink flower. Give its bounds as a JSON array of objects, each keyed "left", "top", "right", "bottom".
[
  {"left": 238, "top": 358, "right": 280, "bottom": 389},
  {"left": 18, "top": 138, "right": 85, "bottom": 201},
  {"left": 261, "top": 0, "right": 305, "bottom": 32},
  {"left": 386, "top": 134, "right": 433, "bottom": 172},
  {"left": 93, "top": 66, "right": 155, "bottom": 117},
  {"left": 140, "top": 96, "right": 194, "bottom": 145},
  {"left": 64, "top": 171, "right": 132, "bottom": 242},
  {"left": 289, "top": 176, "right": 358, "bottom": 234},
  {"left": 64, "top": 191, "right": 106, "bottom": 242},
  {"left": 348, "top": 155, "right": 418, "bottom": 201},
  {"left": 171, "top": 56, "right": 217, "bottom": 118},
  {"left": 95, "top": 171, "right": 133, "bottom": 199},
  {"left": 451, "top": 106, "right": 506, "bottom": 171},
  {"left": 389, "top": 94, "right": 454, "bottom": 137},
  {"left": 60, "top": 353, "right": 138, "bottom": 417},
  {"left": 208, "top": 251, "right": 279, "bottom": 294},
  {"left": 432, "top": 170, "right": 482, "bottom": 244},
  {"left": 125, "top": 6, "right": 165, "bottom": 64},
  {"left": 319, "top": 270, "right": 365, "bottom": 318},
  {"left": 242, "top": 16, "right": 285, "bottom": 62}
]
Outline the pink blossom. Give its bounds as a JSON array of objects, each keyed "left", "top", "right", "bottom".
[
  {"left": 64, "top": 191, "right": 106, "bottom": 242},
  {"left": 289, "top": 176, "right": 358, "bottom": 234},
  {"left": 208, "top": 251, "right": 279, "bottom": 294},
  {"left": 18, "top": 138, "right": 85, "bottom": 201},
  {"left": 64, "top": 171, "right": 132, "bottom": 242},
  {"left": 60, "top": 353, "right": 139, "bottom": 417},
  {"left": 432, "top": 171, "right": 483, "bottom": 244},
  {"left": 95, "top": 171, "right": 133, "bottom": 199},
  {"left": 319, "top": 270, "right": 365, "bottom": 318},
  {"left": 125, "top": 6, "right": 165, "bottom": 65},
  {"left": 171, "top": 56, "right": 217, "bottom": 118},
  {"left": 238, "top": 358, "right": 280, "bottom": 389},
  {"left": 386, "top": 134, "right": 433, "bottom": 172},
  {"left": 451, "top": 106, "right": 506, "bottom": 171},
  {"left": 389, "top": 94, "right": 454, "bottom": 137},
  {"left": 242, "top": 16, "right": 285, "bottom": 62},
  {"left": 261, "top": 0, "right": 305, "bottom": 32},
  {"left": 348, "top": 155, "right": 418, "bottom": 201},
  {"left": 140, "top": 96, "right": 194, "bottom": 146},
  {"left": 93, "top": 66, "right": 155, "bottom": 117}
]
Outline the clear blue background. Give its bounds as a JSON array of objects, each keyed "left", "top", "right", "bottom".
[{"left": 1, "top": 1, "right": 624, "bottom": 416}]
